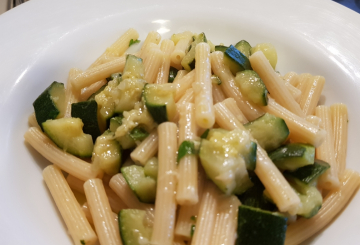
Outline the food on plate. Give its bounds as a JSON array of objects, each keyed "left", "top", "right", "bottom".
[{"left": 24, "top": 28, "right": 360, "bottom": 245}]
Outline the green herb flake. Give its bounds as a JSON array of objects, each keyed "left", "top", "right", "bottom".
[
  {"left": 130, "top": 126, "right": 149, "bottom": 141},
  {"left": 190, "top": 215, "right": 196, "bottom": 222},
  {"left": 129, "top": 39, "right": 141, "bottom": 47},
  {"left": 211, "top": 75, "right": 222, "bottom": 85},
  {"left": 80, "top": 240, "right": 86, "bottom": 245},
  {"left": 190, "top": 224, "right": 196, "bottom": 237},
  {"left": 177, "top": 140, "right": 196, "bottom": 162}
]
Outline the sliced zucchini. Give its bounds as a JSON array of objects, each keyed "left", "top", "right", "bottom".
[
  {"left": 244, "top": 113, "right": 289, "bottom": 152},
  {"left": 243, "top": 141, "right": 257, "bottom": 171},
  {"left": 215, "top": 45, "right": 228, "bottom": 52},
  {"left": 109, "top": 115, "right": 123, "bottom": 132},
  {"left": 95, "top": 80, "right": 118, "bottom": 131},
  {"left": 284, "top": 159, "right": 330, "bottom": 184},
  {"left": 129, "top": 126, "right": 149, "bottom": 141},
  {"left": 168, "top": 66, "right": 178, "bottom": 83},
  {"left": 181, "top": 32, "right": 207, "bottom": 71},
  {"left": 235, "top": 70, "right": 268, "bottom": 106},
  {"left": 122, "top": 55, "right": 145, "bottom": 80},
  {"left": 117, "top": 133, "right": 136, "bottom": 150},
  {"left": 71, "top": 100, "right": 101, "bottom": 142},
  {"left": 42, "top": 118, "right": 93, "bottom": 157},
  {"left": 92, "top": 130, "right": 122, "bottom": 176},
  {"left": 121, "top": 165, "right": 157, "bottom": 203},
  {"left": 234, "top": 40, "right": 252, "bottom": 58},
  {"left": 143, "top": 83, "right": 176, "bottom": 124},
  {"left": 223, "top": 45, "right": 252, "bottom": 75},
  {"left": 211, "top": 75, "right": 221, "bottom": 85},
  {"left": 238, "top": 172, "right": 276, "bottom": 211},
  {"left": 33, "top": 81, "right": 65, "bottom": 131},
  {"left": 113, "top": 78, "right": 146, "bottom": 113},
  {"left": 236, "top": 205, "right": 287, "bottom": 245},
  {"left": 106, "top": 72, "right": 122, "bottom": 83},
  {"left": 118, "top": 209, "right": 152, "bottom": 245},
  {"left": 269, "top": 143, "right": 315, "bottom": 171},
  {"left": 199, "top": 128, "right": 254, "bottom": 195},
  {"left": 251, "top": 43, "right": 278, "bottom": 69},
  {"left": 286, "top": 176, "right": 322, "bottom": 218},
  {"left": 87, "top": 84, "right": 107, "bottom": 101},
  {"left": 144, "top": 157, "right": 158, "bottom": 180},
  {"left": 177, "top": 140, "right": 196, "bottom": 162}
]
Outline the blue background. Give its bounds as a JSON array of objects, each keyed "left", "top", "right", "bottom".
[{"left": 334, "top": 0, "right": 360, "bottom": 13}]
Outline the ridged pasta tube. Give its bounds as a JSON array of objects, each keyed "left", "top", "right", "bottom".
[
  {"left": 130, "top": 129, "right": 158, "bottom": 166},
  {"left": 156, "top": 40, "right": 175, "bottom": 84},
  {"left": 43, "top": 165, "right": 97, "bottom": 245},
  {"left": 299, "top": 75, "right": 325, "bottom": 115}
]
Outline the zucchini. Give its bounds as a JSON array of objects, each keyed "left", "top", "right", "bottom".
[
  {"left": 87, "top": 84, "right": 107, "bottom": 101},
  {"left": 143, "top": 157, "right": 158, "bottom": 180},
  {"left": 238, "top": 172, "right": 276, "bottom": 211},
  {"left": 143, "top": 83, "right": 176, "bottom": 124},
  {"left": 71, "top": 100, "right": 102, "bottom": 142},
  {"left": 236, "top": 205, "right": 287, "bottom": 245},
  {"left": 109, "top": 115, "right": 123, "bottom": 132},
  {"left": 215, "top": 45, "right": 228, "bottom": 52},
  {"left": 286, "top": 176, "right": 322, "bottom": 218},
  {"left": 106, "top": 72, "right": 122, "bottom": 83},
  {"left": 122, "top": 55, "right": 145, "bottom": 80},
  {"left": 243, "top": 141, "right": 257, "bottom": 171},
  {"left": 33, "top": 81, "right": 65, "bottom": 131},
  {"left": 269, "top": 143, "right": 315, "bottom": 171},
  {"left": 121, "top": 165, "right": 157, "bottom": 203},
  {"left": 168, "top": 66, "right": 178, "bottom": 83},
  {"left": 223, "top": 45, "right": 252, "bottom": 75},
  {"left": 284, "top": 159, "right": 330, "bottom": 184},
  {"left": 244, "top": 113, "right": 289, "bottom": 152},
  {"left": 235, "top": 70, "right": 268, "bottom": 106},
  {"left": 42, "top": 118, "right": 93, "bottom": 158},
  {"left": 117, "top": 133, "right": 136, "bottom": 150},
  {"left": 251, "top": 43, "right": 278, "bottom": 69},
  {"left": 211, "top": 75, "right": 221, "bottom": 85},
  {"left": 113, "top": 78, "right": 146, "bottom": 113},
  {"left": 181, "top": 32, "right": 207, "bottom": 71},
  {"left": 92, "top": 130, "right": 122, "bottom": 176},
  {"left": 234, "top": 40, "right": 252, "bottom": 58},
  {"left": 129, "top": 126, "right": 149, "bottom": 141},
  {"left": 118, "top": 209, "right": 152, "bottom": 245},
  {"left": 199, "top": 128, "right": 254, "bottom": 195},
  {"left": 177, "top": 140, "right": 197, "bottom": 162}
]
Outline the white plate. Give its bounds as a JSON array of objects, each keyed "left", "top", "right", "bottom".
[{"left": 1, "top": 0, "right": 360, "bottom": 244}]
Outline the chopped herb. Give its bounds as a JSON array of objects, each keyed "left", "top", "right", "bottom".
[
  {"left": 168, "top": 66, "right": 178, "bottom": 83},
  {"left": 190, "top": 224, "right": 196, "bottom": 237},
  {"left": 211, "top": 75, "right": 221, "bottom": 85},
  {"left": 129, "top": 39, "right": 140, "bottom": 47},
  {"left": 177, "top": 140, "right": 196, "bottom": 162},
  {"left": 190, "top": 215, "right": 196, "bottom": 222},
  {"left": 80, "top": 240, "right": 85, "bottom": 245},
  {"left": 130, "top": 126, "right": 149, "bottom": 141}
]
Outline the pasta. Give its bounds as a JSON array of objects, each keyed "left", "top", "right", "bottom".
[{"left": 26, "top": 28, "right": 359, "bottom": 245}]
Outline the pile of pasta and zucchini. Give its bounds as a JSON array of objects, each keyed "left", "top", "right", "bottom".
[{"left": 24, "top": 28, "right": 360, "bottom": 245}]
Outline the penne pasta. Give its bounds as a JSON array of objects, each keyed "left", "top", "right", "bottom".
[
  {"left": 24, "top": 127, "right": 101, "bottom": 181},
  {"left": 156, "top": 40, "right": 175, "bottom": 84},
  {"left": 212, "top": 83, "right": 226, "bottom": 104},
  {"left": 315, "top": 105, "right": 340, "bottom": 190},
  {"left": 285, "top": 169, "right": 360, "bottom": 245},
  {"left": 79, "top": 79, "right": 107, "bottom": 101},
  {"left": 151, "top": 122, "right": 178, "bottom": 245},
  {"left": 43, "top": 165, "right": 97, "bottom": 245},
  {"left": 174, "top": 70, "right": 196, "bottom": 102},
  {"left": 130, "top": 129, "right": 158, "bottom": 166},
  {"left": 249, "top": 51, "right": 305, "bottom": 118},
  {"left": 84, "top": 179, "right": 122, "bottom": 245},
  {"left": 64, "top": 68, "right": 82, "bottom": 117},
  {"left": 331, "top": 103, "right": 348, "bottom": 177},
  {"left": 299, "top": 75, "right": 325, "bottom": 115},
  {"left": 210, "top": 51, "right": 263, "bottom": 121}
]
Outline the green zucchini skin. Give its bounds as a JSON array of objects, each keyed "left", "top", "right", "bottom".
[
  {"left": 269, "top": 143, "right": 315, "bottom": 171},
  {"left": 235, "top": 70, "right": 268, "bottom": 106},
  {"left": 215, "top": 45, "right": 228, "bottom": 52},
  {"left": 121, "top": 165, "right": 157, "bottom": 203},
  {"left": 168, "top": 66, "right": 178, "bottom": 83},
  {"left": 181, "top": 32, "right": 207, "bottom": 71},
  {"left": 224, "top": 45, "right": 252, "bottom": 75},
  {"left": 284, "top": 159, "right": 330, "bottom": 184},
  {"left": 238, "top": 172, "right": 276, "bottom": 212},
  {"left": 33, "top": 81, "right": 65, "bottom": 131},
  {"left": 71, "top": 100, "right": 102, "bottom": 142},
  {"left": 118, "top": 209, "right": 152, "bottom": 245},
  {"left": 236, "top": 205, "right": 287, "bottom": 245},
  {"left": 129, "top": 126, "right": 149, "bottom": 141},
  {"left": 244, "top": 113, "right": 289, "bottom": 152},
  {"left": 146, "top": 104, "right": 167, "bottom": 124},
  {"left": 234, "top": 40, "right": 252, "bottom": 58}
]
